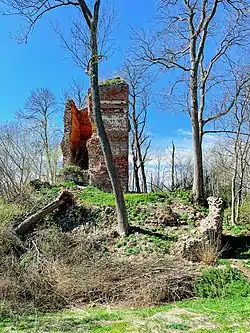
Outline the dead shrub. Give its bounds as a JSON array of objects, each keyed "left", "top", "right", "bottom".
[
  {"left": 196, "top": 235, "right": 229, "bottom": 265},
  {"left": 86, "top": 256, "right": 198, "bottom": 306},
  {"left": 0, "top": 226, "right": 200, "bottom": 313}
]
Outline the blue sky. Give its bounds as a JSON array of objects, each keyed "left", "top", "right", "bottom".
[{"left": 0, "top": 0, "right": 196, "bottom": 150}]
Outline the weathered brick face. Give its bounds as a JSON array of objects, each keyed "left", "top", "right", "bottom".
[{"left": 61, "top": 81, "right": 129, "bottom": 192}]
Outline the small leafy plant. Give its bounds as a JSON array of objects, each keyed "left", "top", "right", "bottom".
[
  {"left": 115, "top": 233, "right": 175, "bottom": 255},
  {"left": 196, "top": 266, "right": 250, "bottom": 298}
]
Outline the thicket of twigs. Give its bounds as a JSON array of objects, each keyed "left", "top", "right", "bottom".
[{"left": 0, "top": 225, "right": 200, "bottom": 315}]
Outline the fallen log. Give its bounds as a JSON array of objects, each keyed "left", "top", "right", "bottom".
[{"left": 15, "top": 191, "right": 75, "bottom": 236}]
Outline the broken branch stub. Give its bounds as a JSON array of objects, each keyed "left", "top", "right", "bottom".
[{"left": 15, "top": 191, "right": 75, "bottom": 236}]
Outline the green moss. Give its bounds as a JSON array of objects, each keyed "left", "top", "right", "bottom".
[
  {"left": 58, "top": 165, "right": 83, "bottom": 175},
  {"left": 99, "top": 77, "right": 126, "bottom": 86}
]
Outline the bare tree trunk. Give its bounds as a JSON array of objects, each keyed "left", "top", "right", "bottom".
[
  {"left": 44, "top": 124, "right": 54, "bottom": 183},
  {"left": 134, "top": 123, "right": 148, "bottom": 193},
  {"left": 191, "top": 96, "right": 204, "bottom": 203},
  {"left": 88, "top": 13, "right": 128, "bottom": 236},
  {"left": 133, "top": 160, "right": 141, "bottom": 193},
  {"left": 124, "top": 61, "right": 150, "bottom": 194},
  {"left": 171, "top": 141, "right": 175, "bottom": 191},
  {"left": 131, "top": 131, "right": 141, "bottom": 193},
  {"left": 189, "top": 19, "right": 205, "bottom": 203},
  {"left": 131, "top": 98, "right": 148, "bottom": 193},
  {"left": 236, "top": 193, "right": 240, "bottom": 224},
  {"left": 231, "top": 120, "right": 243, "bottom": 225},
  {"left": 135, "top": 134, "right": 147, "bottom": 192},
  {"left": 150, "top": 173, "right": 153, "bottom": 192},
  {"left": 235, "top": 156, "right": 246, "bottom": 224},
  {"left": 140, "top": 162, "right": 147, "bottom": 193},
  {"left": 231, "top": 171, "right": 237, "bottom": 225}
]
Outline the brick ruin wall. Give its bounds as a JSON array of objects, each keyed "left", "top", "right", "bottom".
[
  {"left": 61, "top": 81, "right": 129, "bottom": 192},
  {"left": 61, "top": 100, "right": 92, "bottom": 169},
  {"left": 87, "top": 83, "right": 129, "bottom": 192}
]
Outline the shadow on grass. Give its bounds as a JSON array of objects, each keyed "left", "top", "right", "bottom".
[
  {"left": 130, "top": 226, "right": 177, "bottom": 241},
  {"left": 222, "top": 235, "right": 250, "bottom": 259}
]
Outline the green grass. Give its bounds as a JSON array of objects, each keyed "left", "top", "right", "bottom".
[
  {"left": 77, "top": 186, "right": 191, "bottom": 208},
  {"left": 115, "top": 232, "right": 177, "bottom": 255},
  {"left": 195, "top": 266, "right": 250, "bottom": 298},
  {"left": 224, "top": 221, "right": 250, "bottom": 236},
  {"left": 240, "top": 198, "right": 250, "bottom": 224},
  {"left": 1, "top": 296, "right": 250, "bottom": 332},
  {"left": 0, "top": 199, "right": 23, "bottom": 226},
  {"left": 77, "top": 186, "right": 169, "bottom": 207}
]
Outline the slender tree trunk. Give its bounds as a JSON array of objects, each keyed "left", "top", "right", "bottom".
[
  {"left": 140, "top": 163, "right": 147, "bottom": 193},
  {"left": 191, "top": 104, "right": 204, "bottom": 203},
  {"left": 171, "top": 141, "right": 175, "bottom": 191},
  {"left": 189, "top": 30, "right": 204, "bottom": 203},
  {"left": 45, "top": 146, "right": 53, "bottom": 183},
  {"left": 131, "top": 169, "right": 135, "bottom": 192},
  {"left": 231, "top": 172, "right": 237, "bottom": 225},
  {"left": 236, "top": 194, "right": 240, "bottom": 224},
  {"left": 231, "top": 149, "right": 238, "bottom": 225},
  {"left": 43, "top": 116, "right": 54, "bottom": 183},
  {"left": 131, "top": 97, "right": 148, "bottom": 193},
  {"left": 89, "top": 28, "right": 128, "bottom": 236},
  {"left": 150, "top": 173, "right": 153, "bottom": 192},
  {"left": 231, "top": 125, "right": 242, "bottom": 225},
  {"left": 131, "top": 130, "right": 141, "bottom": 193},
  {"left": 133, "top": 162, "right": 141, "bottom": 193},
  {"left": 235, "top": 164, "right": 245, "bottom": 224},
  {"left": 135, "top": 135, "right": 147, "bottom": 193}
]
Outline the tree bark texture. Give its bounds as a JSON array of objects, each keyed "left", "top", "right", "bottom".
[{"left": 86, "top": 3, "right": 128, "bottom": 236}]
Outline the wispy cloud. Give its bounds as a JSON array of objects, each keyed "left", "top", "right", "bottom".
[
  {"left": 149, "top": 128, "right": 218, "bottom": 155},
  {"left": 177, "top": 129, "right": 192, "bottom": 136}
]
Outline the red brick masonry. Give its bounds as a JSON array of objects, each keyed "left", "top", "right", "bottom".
[{"left": 61, "top": 80, "right": 129, "bottom": 192}]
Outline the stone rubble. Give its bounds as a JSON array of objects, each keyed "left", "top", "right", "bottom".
[{"left": 171, "top": 197, "right": 224, "bottom": 261}]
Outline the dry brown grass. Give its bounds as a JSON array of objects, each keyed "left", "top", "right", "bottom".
[
  {"left": 0, "top": 226, "right": 200, "bottom": 314},
  {"left": 196, "top": 235, "right": 229, "bottom": 265}
]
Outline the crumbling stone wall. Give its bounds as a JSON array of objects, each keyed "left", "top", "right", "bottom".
[
  {"left": 171, "top": 197, "right": 224, "bottom": 262},
  {"left": 61, "top": 79, "right": 129, "bottom": 192},
  {"left": 197, "top": 197, "right": 224, "bottom": 242}
]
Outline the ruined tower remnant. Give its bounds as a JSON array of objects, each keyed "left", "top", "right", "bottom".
[
  {"left": 171, "top": 197, "right": 224, "bottom": 262},
  {"left": 61, "top": 100, "right": 92, "bottom": 169},
  {"left": 61, "top": 78, "right": 129, "bottom": 192}
]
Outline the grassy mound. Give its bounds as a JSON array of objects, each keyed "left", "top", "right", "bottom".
[
  {"left": 77, "top": 185, "right": 192, "bottom": 207},
  {"left": 2, "top": 184, "right": 249, "bottom": 321}
]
